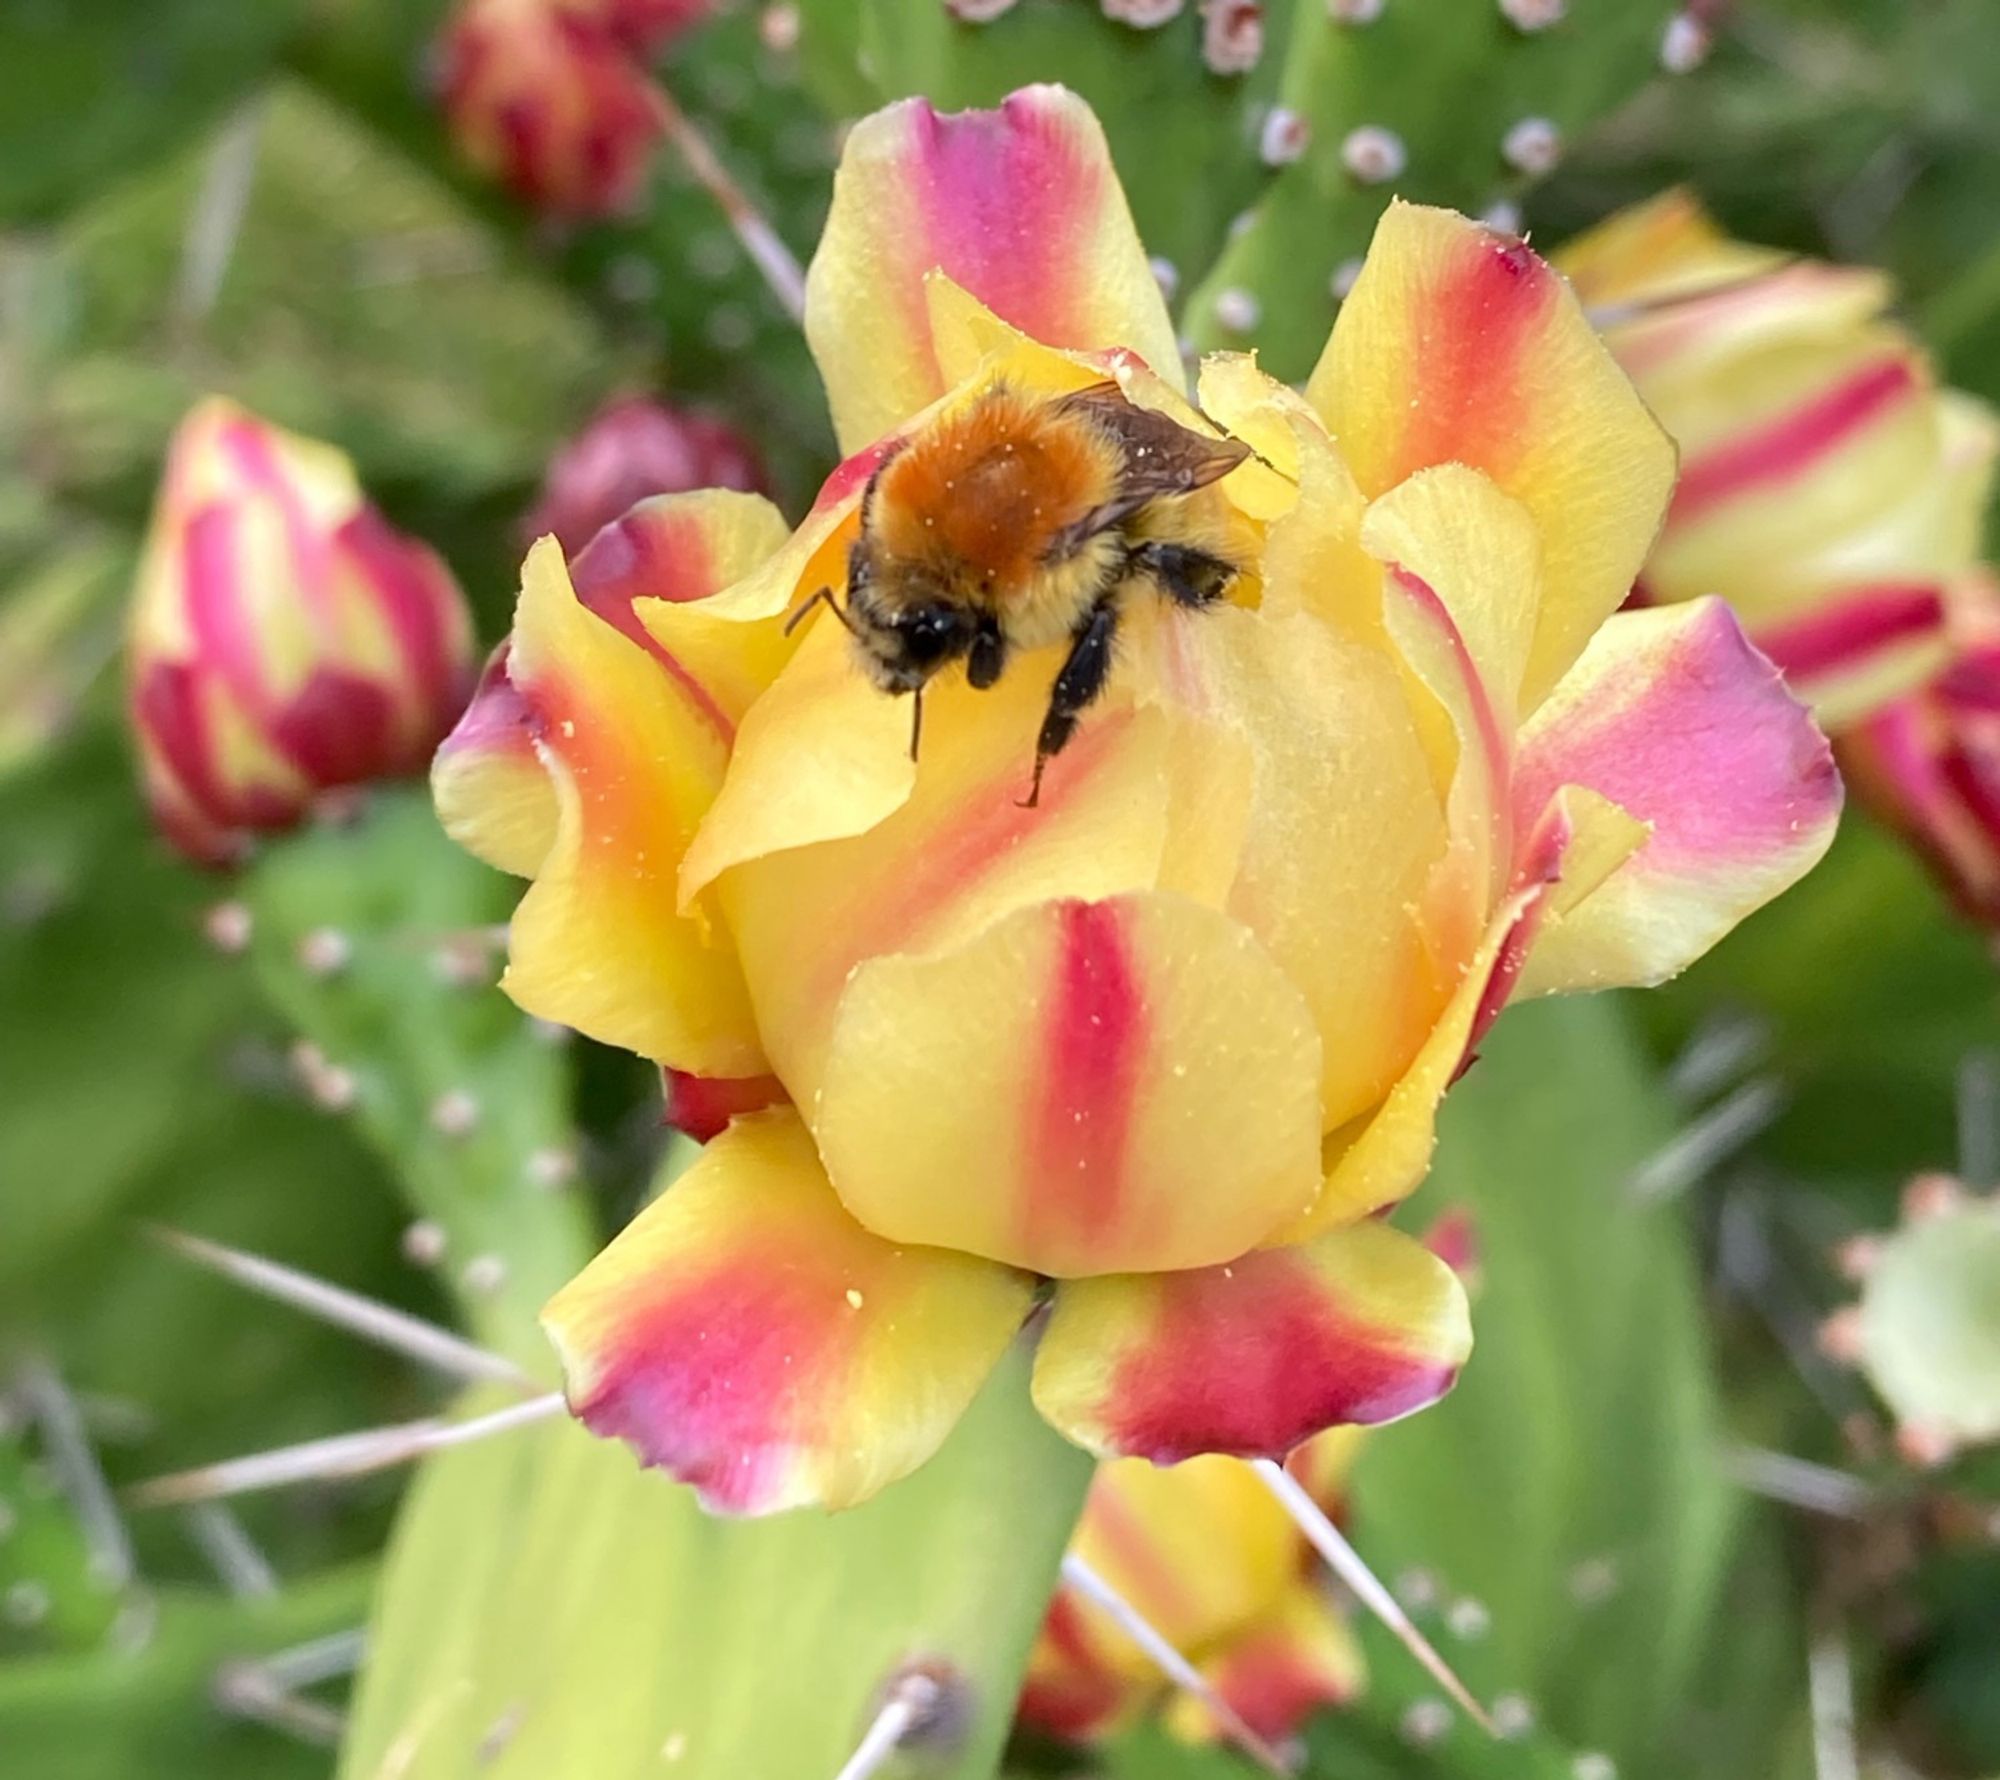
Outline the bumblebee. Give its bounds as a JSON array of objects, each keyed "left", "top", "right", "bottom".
[{"left": 793, "top": 379, "right": 1254, "bottom": 805}]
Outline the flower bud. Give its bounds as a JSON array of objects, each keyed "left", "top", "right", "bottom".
[
  {"left": 434, "top": 0, "right": 664, "bottom": 217},
  {"left": 522, "top": 396, "right": 770, "bottom": 555},
  {"left": 128, "top": 399, "right": 476, "bottom": 866},
  {"left": 580, "top": 0, "right": 715, "bottom": 53},
  {"left": 1840, "top": 574, "right": 2000, "bottom": 930},
  {"left": 1560, "top": 191, "right": 2000, "bottom": 728}
]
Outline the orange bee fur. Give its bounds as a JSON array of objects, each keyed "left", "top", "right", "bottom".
[{"left": 811, "top": 377, "right": 1255, "bottom": 803}]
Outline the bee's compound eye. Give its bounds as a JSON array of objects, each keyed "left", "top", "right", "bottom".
[{"left": 895, "top": 605, "right": 968, "bottom": 666}]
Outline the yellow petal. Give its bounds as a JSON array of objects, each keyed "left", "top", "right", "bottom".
[
  {"left": 1166, "top": 1581, "right": 1364, "bottom": 1747},
  {"left": 500, "top": 539, "right": 763, "bottom": 1072},
  {"left": 815, "top": 890, "right": 1323, "bottom": 1277},
  {"left": 1307, "top": 201, "right": 1676, "bottom": 708},
  {"left": 1068, "top": 1455, "right": 1298, "bottom": 1660},
  {"left": 431, "top": 643, "right": 557, "bottom": 877},
  {"left": 1139, "top": 600, "right": 1447, "bottom": 1132}
]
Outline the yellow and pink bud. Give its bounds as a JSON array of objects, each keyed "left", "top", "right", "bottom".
[
  {"left": 1559, "top": 190, "right": 2000, "bottom": 730},
  {"left": 129, "top": 399, "right": 475, "bottom": 866},
  {"left": 1839, "top": 573, "right": 2000, "bottom": 932}
]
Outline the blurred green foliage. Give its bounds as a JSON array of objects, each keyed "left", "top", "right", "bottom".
[{"left": 5, "top": 1, "right": 2000, "bottom": 1777}]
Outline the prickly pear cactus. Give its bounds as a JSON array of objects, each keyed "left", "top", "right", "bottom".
[
  {"left": 1182, "top": 0, "right": 1698, "bottom": 373},
  {"left": 236, "top": 789, "right": 595, "bottom": 1365},
  {"left": 0, "top": 1416, "right": 120, "bottom": 1659},
  {"left": 1827, "top": 1175, "right": 2000, "bottom": 1467},
  {"left": 337, "top": 1348, "right": 1091, "bottom": 1780}
]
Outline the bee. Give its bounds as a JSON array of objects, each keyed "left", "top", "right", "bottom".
[{"left": 790, "top": 379, "right": 1255, "bottom": 806}]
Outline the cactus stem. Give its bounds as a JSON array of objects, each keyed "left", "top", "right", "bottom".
[
  {"left": 184, "top": 1502, "right": 281, "bottom": 1599},
  {"left": 1060, "top": 1551, "right": 1296, "bottom": 1774},
  {"left": 1252, "top": 1458, "right": 1497, "bottom": 1737},
  {"left": 15, "top": 1358, "right": 136, "bottom": 1595},
  {"left": 125, "top": 1394, "right": 566, "bottom": 1509},
  {"left": 145, "top": 1225, "right": 537, "bottom": 1392},
  {"left": 1956, "top": 1051, "right": 1998, "bottom": 1187},
  {"left": 1627, "top": 1077, "right": 1786, "bottom": 1201},
  {"left": 1716, "top": 1442, "right": 1876, "bottom": 1519},
  {"left": 649, "top": 85, "right": 806, "bottom": 323}
]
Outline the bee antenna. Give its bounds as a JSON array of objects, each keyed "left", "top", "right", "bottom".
[{"left": 784, "top": 586, "right": 857, "bottom": 639}]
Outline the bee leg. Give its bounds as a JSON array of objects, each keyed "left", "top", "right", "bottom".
[
  {"left": 1019, "top": 598, "right": 1120, "bottom": 809},
  {"left": 782, "top": 585, "right": 859, "bottom": 638},
  {"left": 1126, "top": 540, "right": 1237, "bottom": 608},
  {"left": 908, "top": 685, "right": 924, "bottom": 763},
  {"left": 967, "top": 616, "right": 1007, "bottom": 690}
]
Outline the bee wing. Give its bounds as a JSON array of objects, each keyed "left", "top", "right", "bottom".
[{"left": 1046, "top": 384, "right": 1252, "bottom": 559}]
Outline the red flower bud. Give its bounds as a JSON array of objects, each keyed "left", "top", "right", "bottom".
[
  {"left": 435, "top": 0, "right": 664, "bottom": 218},
  {"left": 581, "top": 0, "right": 716, "bottom": 53},
  {"left": 522, "top": 396, "right": 770, "bottom": 555},
  {"left": 1841, "top": 575, "right": 2000, "bottom": 930},
  {"left": 128, "top": 400, "right": 476, "bottom": 866}
]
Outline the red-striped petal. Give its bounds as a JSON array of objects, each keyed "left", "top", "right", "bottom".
[
  {"left": 542, "top": 1109, "right": 1034, "bottom": 1514},
  {"left": 1031, "top": 1218, "right": 1471, "bottom": 1463}
]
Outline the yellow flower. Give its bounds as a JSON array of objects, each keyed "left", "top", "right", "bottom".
[
  {"left": 436, "top": 87, "right": 1840, "bottom": 1514},
  {"left": 1019, "top": 1437, "right": 1366, "bottom": 1749},
  {"left": 1559, "top": 189, "right": 2000, "bottom": 729}
]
